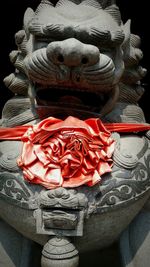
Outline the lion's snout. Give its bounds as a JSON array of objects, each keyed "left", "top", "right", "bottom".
[{"left": 46, "top": 38, "right": 100, "bottom": 67}]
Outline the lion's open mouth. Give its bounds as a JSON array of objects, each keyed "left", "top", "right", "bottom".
[{"left": 35, "top": 86, "right": 110, "bottom": 119}]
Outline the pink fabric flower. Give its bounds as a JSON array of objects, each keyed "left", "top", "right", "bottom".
[{"left": 17, "top": 116, "right": 115, "bottom": 189}]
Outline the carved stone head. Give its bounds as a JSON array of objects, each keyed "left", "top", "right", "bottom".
[{"left": 3, "top": 0, "right": 146, "bottom": 121}]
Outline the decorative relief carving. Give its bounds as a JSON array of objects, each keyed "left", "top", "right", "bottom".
[
  {"left": 41, "top": 237, "right": 79, "bottom": 267},
  {"left": 1, "top": 152, "right": 150, "bottom": 214},
  {"left": 34, "top": 188, "right": 87, "bottom": 236},
  {"left": 0, "top": 141, "right": 22, "bottom": 172},
  {"left": 39, "top": 187, "right": 88, "bottom": 209},
  {"left": 42, "top": 210, "right": 78, "bottom": 230},
  {"left": 96, "top": 154, "right": 150, "bottom": 211},
  {"left": 34, "top": 208, "right": 85, "bottom": 236},
  {"left": 0, "top": 172, "right": 31, "bottom": 208}
]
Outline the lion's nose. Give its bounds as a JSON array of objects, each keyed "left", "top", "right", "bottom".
[{"left": 46, "top": 38, "right": 99, "bottom": 67}]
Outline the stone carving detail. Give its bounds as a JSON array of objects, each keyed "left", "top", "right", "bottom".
[
  {"left": 39, "top": 187, "right": 88, "bottom": 209},
  {"left": 41, "top": 237, "right": 79, "bottom": 267},
  {"left": 0, "top": 172, "right": 31, "bottom": 208},
  {"left": 1, "top": 97, "right": 38, "bottom": 127},
  {"left": 0, "top": 141, "right": 22, "bottom": 172},
  {"left": 113, "top": 136, "right": 149, "bottom": 169},
  {"left": 97, "top": 154, "right": 150, "bottom": 210},
  {"left": 34, "top": 188, "right": 87, "bottom": 236},
  {"left": 42, "top": 210, "right": 78, "bottom": 230}
]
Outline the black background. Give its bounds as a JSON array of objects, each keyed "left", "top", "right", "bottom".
[{"left": 0, "top": 1, "right": 149, "bottom": 121}]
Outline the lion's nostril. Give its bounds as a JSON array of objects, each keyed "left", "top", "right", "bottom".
[
  {"left": 81, "top": 57, "right": 89, "bottom": 65},
  {"left": 57, "top": 54, "right": 64, "bottom": 63}
]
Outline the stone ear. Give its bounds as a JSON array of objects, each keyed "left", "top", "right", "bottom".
[
  {"left": 122, "top": 20, "right": 131, "bottom": 45},
  {"left": 122, "top": 20, "right": 131, "bottom": 60},
  {"left": 23, "top": 8, "right": 35, "bottom": 38}
]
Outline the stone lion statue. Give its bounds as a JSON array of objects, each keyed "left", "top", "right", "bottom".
[{"left": 0, "top": 1, "right": 150, "bottom": 266}]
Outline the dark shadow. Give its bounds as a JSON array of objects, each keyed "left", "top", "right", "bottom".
[{"left": 79, "top": 242, "right": 121, "bottom": 267}]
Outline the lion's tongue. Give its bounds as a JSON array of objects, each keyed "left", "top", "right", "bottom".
[{"left": 58, "top": 95, "right": 83, "bottom": 105}]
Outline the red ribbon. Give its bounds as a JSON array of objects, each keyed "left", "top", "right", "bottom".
[
  {"left": 0, "top": 123, "right": 150, "bottom": 141},
  {"left": 0, "top": 117, "right": 150, "bottom": 189}
]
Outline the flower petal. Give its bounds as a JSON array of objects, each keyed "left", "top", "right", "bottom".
[
  {"left": 63, "top": 173, "right": 92, "bottom": 187},
  {"left": 98, "top": 161, "right": 112, "bottom": 176},
  {"left": 87, "top": 170, "right": 102, "bottom": 186},
  {"left": 45, "top": 168, "right": 63, "bottom": 186},
  {"left": 18, "top": 142, "right": 37, "bottom": 166},
  {"left": 34, "top": 144, "right": 50, "bottom": 165}
]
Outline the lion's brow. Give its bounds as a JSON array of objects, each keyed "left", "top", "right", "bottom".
[
  {"left": 35, "top": 23, "right": 112, "bottom": 41},
  {"left": 29, "top": 22, "right": 123, "bottom": 46}
]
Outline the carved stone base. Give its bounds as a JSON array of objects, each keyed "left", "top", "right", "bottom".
[{"left": 41, "top": 237, "right": 79, "bottom": 267}]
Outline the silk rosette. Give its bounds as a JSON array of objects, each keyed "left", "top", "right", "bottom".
[{"left": 17, "top": 116, "right": 115, "bottom": 189}]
